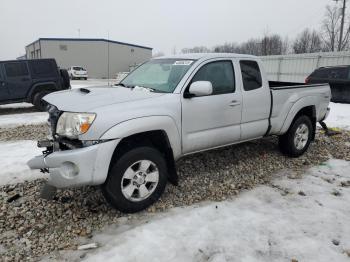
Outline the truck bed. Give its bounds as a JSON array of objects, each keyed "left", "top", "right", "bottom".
[
  {"left": 267, "top": 81, "right": 331, "bottom": 136},
  {"left": 269, "top": 81, "right": 327, "bottom": 89}
]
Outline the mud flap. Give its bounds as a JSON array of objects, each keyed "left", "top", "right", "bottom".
[{"left": 319, "top": 121, "right": 341, "bottom": 136}]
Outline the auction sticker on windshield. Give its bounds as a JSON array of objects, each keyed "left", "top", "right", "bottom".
[{"left": 173, "top": 60, "right": 194, "bottom": 66}]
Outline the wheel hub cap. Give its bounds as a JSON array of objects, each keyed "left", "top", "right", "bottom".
[
  {"left": 121, "top": 160, "right": 159, "bottom": 202},
  {"left": 134, "top": 174, "right": 145, "bottom": 185},
  {"left": 294, "top": 123, "right": 309, "bottom": 150}
]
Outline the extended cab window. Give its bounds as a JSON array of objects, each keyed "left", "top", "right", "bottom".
[
  {"left": 4, "top": 62, "right": 29, "bottom": 78},
  {"left": 240, "top": 60, "right": 262, "bottom": 91},
  {"left": 192, "top": 61, "right": 235, "bottom": 95}
]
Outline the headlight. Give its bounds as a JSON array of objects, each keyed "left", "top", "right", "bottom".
[{"left": 56, "top": 112, "right": 96, "bottom": 138}]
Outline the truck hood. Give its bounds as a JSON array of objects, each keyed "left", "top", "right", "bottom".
[{"left": 43, "top": 86, "right": 166, "bottom": 112}]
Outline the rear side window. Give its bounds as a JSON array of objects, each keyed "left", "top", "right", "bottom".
[
  {"left": 192, "top": 61, "right": 235, "bottom": 95},
  {"left": 4, "top": 62, "right": 29, "bottom": 77},
  {"left": 29, "top": 60, "right": 57, "bottom": 78},
  {"left": 313, "top": 67, "right": 349, "bottom": 79},
  {"left": 240, "top": 60, "right": 262, "bottom": 91}
]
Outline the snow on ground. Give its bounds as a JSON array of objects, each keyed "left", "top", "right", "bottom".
[
  {"left": 0, "top": 140, "right": 46, "bottom": 185},
  {"left": 326, "top": 102, "right": 350, "bottom": 130},
  {"left": 80, "top": 160, "right": 350, "bottom": 262},
  {"left": 0, "top": 103, "right": 33, "bottom": 109},
  {"left": 0, "top": 112, "right": 48, "bottom": 128}
]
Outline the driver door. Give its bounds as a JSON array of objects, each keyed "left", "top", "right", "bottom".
[{"left": 181, "top": 59, "right": 242, "bottom": 154}]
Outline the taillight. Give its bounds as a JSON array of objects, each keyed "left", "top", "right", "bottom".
[{"left": 305, "top": 76, "right": 310, "bottom": 84}]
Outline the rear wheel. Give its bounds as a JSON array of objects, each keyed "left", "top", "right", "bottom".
[
  {"left": 60, "top": 69, "right": 70, "bottom": 89},
  {"left": 33, "top": 91, "right": 50, "bottom": 111},
  {"left": 102, "top": 146, "right": 168, "bottom": 213},
  {"left": 279, "top": 115, "right": 313, "bottom": 157}
]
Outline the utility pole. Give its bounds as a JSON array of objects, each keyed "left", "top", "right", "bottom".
[
  {"left": 334, "top": 0, "right": 347, "bottom": 51},
  {"left": 107, "top": 31, "right": 110, "bottom": 85}
]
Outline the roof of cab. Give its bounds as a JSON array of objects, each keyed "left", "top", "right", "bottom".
[{"left": 154, "top": 53, "right": 258, "bottom": 61}]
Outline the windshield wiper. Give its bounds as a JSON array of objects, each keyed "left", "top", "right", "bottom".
[
  {"left": 117, "top": 84, "right": 166, "bottom": 93},
  {"left": 115, "top": 83, "right": 135, "bottom": 89}
]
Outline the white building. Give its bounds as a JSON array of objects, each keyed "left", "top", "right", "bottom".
[{"left": 25, "top": 38, "right": 153, "bottom": 78}]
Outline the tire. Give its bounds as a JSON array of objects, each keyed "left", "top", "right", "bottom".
[
  {"left": 102, "top": 146, "right": 168, "bottom": 213},
  {"left": 279, "top": 115, "right": 313, "bottom": 157},
  {"left": 33, "top": 91, "right": 50, "bottom": 111},
  {"left": 84, "top": 77, "right": 88, "bottom": 80}
]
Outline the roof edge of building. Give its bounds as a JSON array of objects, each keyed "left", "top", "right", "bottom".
[{"left": 25, "top": 38, "right": 153, "bottom": 50}]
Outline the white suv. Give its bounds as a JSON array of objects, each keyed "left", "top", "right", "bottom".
[{"left": 68, "top": 66, "right": 88, "bottom": 80}]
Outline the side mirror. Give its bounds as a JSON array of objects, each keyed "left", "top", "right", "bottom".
[{"left": 186, "top": 81, "right": 213, "bottom": 98}]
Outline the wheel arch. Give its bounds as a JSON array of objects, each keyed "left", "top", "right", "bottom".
[
  {"left": 27, "top": 82, "right": 58, "bottom": 102},
  {"left": 108, "top": 130, "right": 179, "bottom": 186},
  {"left": 280, "top": 98, "right": 317, "bottom": 137},
  {"left": 101, "top": 116, "right": 181, "bottom": 186}
]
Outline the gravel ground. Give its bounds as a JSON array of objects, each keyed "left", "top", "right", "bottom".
[
  {"left": 0, "top": 129, "right": 350, "bottom": 261},
  {"left": 0, "top": 124, "right": 49, "bottom": 141}
]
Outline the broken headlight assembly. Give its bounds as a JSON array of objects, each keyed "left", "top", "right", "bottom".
[{"left": 56, "top": 112, "right": 96, "bottom": 139}]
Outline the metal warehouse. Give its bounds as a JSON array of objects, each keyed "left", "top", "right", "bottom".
[{"left": 25, "top": 38, "right": 153, "bottom": 78}]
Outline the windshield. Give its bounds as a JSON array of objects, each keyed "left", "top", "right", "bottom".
[{"left": 120, "top": 59, "right": 195, "bottom": 93}]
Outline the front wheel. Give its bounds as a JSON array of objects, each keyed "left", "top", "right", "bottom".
[
  {"left": 279, "top": 115, "right": 313, "bottom": 157},
  {"left": 102, "top": 146, "right": 168, "bottom": 213},
  {"left": 33, "top": 91, "right": 50, "bottom": 111}
]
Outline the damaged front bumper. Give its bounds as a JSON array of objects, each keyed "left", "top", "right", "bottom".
[{"left": 27, "top": 139, "right": 120, "bottom": 188}]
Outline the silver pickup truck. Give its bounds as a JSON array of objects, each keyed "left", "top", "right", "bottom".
[{"left": 28, "top": 53, "right": 331, "bottom": 213}]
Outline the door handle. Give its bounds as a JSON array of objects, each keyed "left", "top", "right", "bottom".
[
  {"left": 229, "top": 100, "right": 241, "bottom": 107},
  {"left": 0, "top": 82, "right": 5, "bottom": 87}
]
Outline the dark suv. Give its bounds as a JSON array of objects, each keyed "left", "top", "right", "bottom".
[
  {"left": 306, "top": 65, "right": 350, "bottom": 103},
  {"left": 0, "top": 59, "right": 70, "bottom": 110}
]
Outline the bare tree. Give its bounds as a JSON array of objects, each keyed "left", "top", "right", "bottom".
[
  {"left": 239, "top": 38, "right": 262, "bottom": 55},
  {"left": 152, "top": 51, "right": 165, "bottom": 58},
  {"left": 293, "top": 29, "right": 322, "bottom": 54},
  {"left": 322, "top": 5, "right": 350, "bottom": 51},
  {"left": 181, "top": 46, "right": 211, "bottom": 54},
  {"left": 261, "top": 34, "right": 286, "bottom": 55},
  {"left": 171, "top": 46, "right": 177, "bottom": 55},
  {"left": 182, "top": 33, "right": 289, "bottom": 56},
  {"left": 213, "top": 42, "right": 240, "bottom": 53}
]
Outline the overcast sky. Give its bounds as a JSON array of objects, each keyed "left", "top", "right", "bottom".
[{"left": 0, "top": 0, "right": 333, "bottom": 59}]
